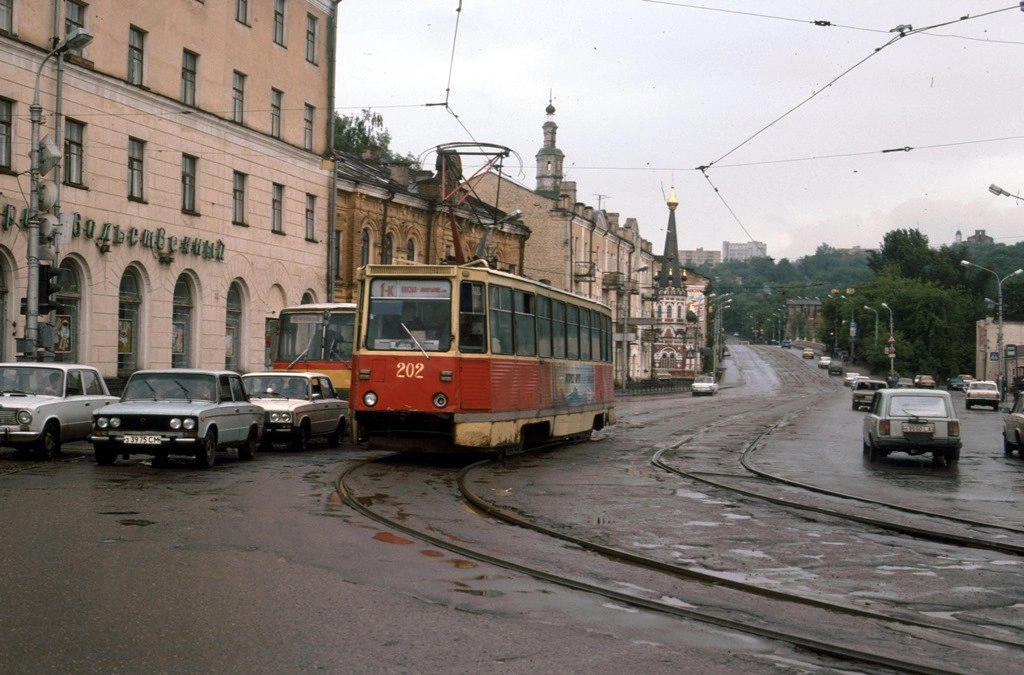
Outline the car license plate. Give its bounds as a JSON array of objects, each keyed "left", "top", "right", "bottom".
[
  {"left": 124, "top": 435, "right": 162, "bottom": 445},
  {"left": 902, "top": 423, "right": 934, "bottom": 434}
]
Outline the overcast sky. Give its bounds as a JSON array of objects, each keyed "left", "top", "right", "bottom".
[{"left": 335, "top": 1, "right": 1024, "bottom": 261}]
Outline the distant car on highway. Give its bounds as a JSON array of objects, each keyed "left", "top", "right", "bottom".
[
  {"left": 851, "top": 378, "right": 886, "bottom": 411},
  {"left": 862, "top": 388, "right": 961, "bottom": 466},
  {"left": 818, "top": 356, "right": 831, "bottom": 369},
  {"left": 802, "top": 348, "right": 815, "bottom": 359},
  {"left": 780, "top": 339, "right": 791, "bottom": 348},
  {"left": 965, "top": 380, "right": 1000, "bottom": 410},
  {"left": 0, "top": 363, "right": 117, "bottom": 459},
  {"left": 242, "top": 372, "right": 347, "bottom": 451},
  {"left": 691, "top": 375, "right": 719, "bottom": 396},
  {"left": 914, "top": 375, "right": 937, "bottom": 389},
  {"left": 895, "top": 377, "right": 914, "bottom": 388},
  {"left": 827, "top": 360, "right": 844, "bottom": 376},
  {"left": 843, "top": 371, "right": 862, "bottom": 387},
  {"left": 946, "top": 376, "right": 968, "bottom": 392}
]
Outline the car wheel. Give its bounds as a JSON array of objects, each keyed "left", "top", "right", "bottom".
[
  {"left": 327, "top": 419, "right": 343, "bottom": 448},
  {"left": 238, "top": 426, "right": 257, "bottom": 461},
  {"left": 195, "top": 431, "right": 216, "bottom": 469},
  {"left": 291, "top": 422, "right": 310, "bottom": 452},
  {"left": 1004, "top": 432, "right": 1016, "bottom": 455},
  {"left": 946, "top": 448, "right": 960, "bottom": 465},
  {"left": 94, "top": 445, "right": 116, "bottom": 466},
  {"left": 34, "top": 422, "right": 61, "bottom": 460},
  {"left": 867, "top": 440, "right": 881, "bottom": 462}
]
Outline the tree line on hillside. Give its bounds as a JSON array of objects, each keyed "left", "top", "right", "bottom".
[{"left": 698, "top": 229, "right": 1024, "bottom": 382}]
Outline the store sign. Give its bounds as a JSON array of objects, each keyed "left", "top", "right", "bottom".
[{"left": 1, "top": 202, "right": 226, "bottom": 261}]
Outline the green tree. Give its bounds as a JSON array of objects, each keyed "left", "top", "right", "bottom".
[{"left": 333, "top": 109, "right": 418, "bottom": 165}]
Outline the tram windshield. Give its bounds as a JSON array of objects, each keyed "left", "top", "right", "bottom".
[
  {"left": 365, "top": 279, "right": 452, "bottom": 352},
  {"left": 278, "top": 309, "right": 355, "bottom": 362}
]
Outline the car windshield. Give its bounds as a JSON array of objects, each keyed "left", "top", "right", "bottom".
[
  {"left": 887, "top": 395, "right": 949, "bottom": 417},
  {"left": 123, "top": 373, "right": 217, "bottom": 402},
  {"left": 695, "top": 376, "right": 714, "bottom": 384},
  {"left": 244, "top": 376, "right": 309, "bottom": 399},
  {"left": 0, "top": 366, "right": 63, "bottom": 396}
]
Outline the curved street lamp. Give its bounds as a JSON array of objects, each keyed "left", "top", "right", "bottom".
[
  {"left": 863, "top": 305, "right": 879, "bottom": 347},
  {"left": 961, "top": 260, "right": 1023, "bottom": 400}
]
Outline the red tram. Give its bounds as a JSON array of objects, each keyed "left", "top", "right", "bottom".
[{"left": 349, "top": 262, "right": 615, "bottom": 454}]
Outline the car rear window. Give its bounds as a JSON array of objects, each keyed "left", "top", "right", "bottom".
[{"left": 887, "top": 395, "right": 948, "bottom": 417}]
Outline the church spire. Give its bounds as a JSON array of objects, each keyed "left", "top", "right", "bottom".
[
  {"left": 657, "top": 187, "right": 684, "bottom": 288},
  {"left": 535, "top": 95, "right": 564, "bottom": 198}
]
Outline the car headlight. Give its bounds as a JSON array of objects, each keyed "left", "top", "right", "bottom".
[
  {"left": 170, "top": 418, "right": 182, "bottom": 430},
  {"left": 96, "top": 417, "right": 108, "bottom": 429},
  {"left": 363, "top": 391, "right": 377, "bottom": 407},
  {"left": 269, "top": 412, "right": 291, "bottom": 423},
  {"left": 110, "top": 417, "right": 121, "bottom": 429},
  {"left": 16, "top": 410, "right": 32, "bottom": 426},
  {"left": 183, "top": 418, "right": 196, "bottom": 430}
]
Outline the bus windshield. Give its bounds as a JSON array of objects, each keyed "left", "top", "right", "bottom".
[
  {"left": 278, "top": 310, "right": 355, "bottom": 362},
  {"left": 365, "top": 279, "right": 452, "bottom": 352}
]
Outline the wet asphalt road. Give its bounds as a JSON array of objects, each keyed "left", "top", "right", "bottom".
[{"left": 0, "top": 343, "right": 1021, "bottom": 673}]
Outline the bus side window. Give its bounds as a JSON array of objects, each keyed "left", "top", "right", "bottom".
[{"left": 459, "top": 281, "right": 486, "bottom": 353}]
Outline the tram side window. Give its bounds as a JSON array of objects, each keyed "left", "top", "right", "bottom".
[
  {"left": 566, "top": 304, "right": 580, "bottom": 359},
  {"left": 593, "top": 312, "right": 605, "bottom": 361},
  {"left": 552, "top": 300, "right": 566, "bottom": 358},
  {"left": 603, "top": 314, "right": 612, "bottom": 362},
  {"left": 459, "top": 281, "right": 487, "bottom": 353},
  {"left": 579, "top": 309, "right": 591, "bottom": 360},
  {"left": 514, "top": 290, "right": 536, "bottom": 356},
  {"left": 488, "top": 284, "right": 514, "bottom": 354},
  {"left": 537, "top": 296, "right": 552, "bottom": 357}
]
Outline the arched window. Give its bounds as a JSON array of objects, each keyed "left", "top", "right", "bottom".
[
  {"left": 117, "top": 268, "right": 142, "bottom": 377},
  {"left": 406, "top": 237, "right": 416, "bottom": 262},
  {"left": 225, "top": 282, "right": 243, "bottom": 371},
  {"left": 666, "top": 305, "right": 673, "bottom": 320},
  {"left": 171, "top": 275, "right": 194, "bottom": 368},
  {"left": 301, "top": 291, "right": 315, "bottom": 304},
  {"left": 360, "top": 228, "right": 370, "bottom": 266},
  {"left": 54, "top": 259, "right": 82, "bottom": 363},
  {"left": 382, "top": 232, "right": 394, "bottom": 264}
]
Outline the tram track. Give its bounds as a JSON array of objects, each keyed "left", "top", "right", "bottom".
[{"left": 338, "top": 454, "right": 1023, "bottom": 674}]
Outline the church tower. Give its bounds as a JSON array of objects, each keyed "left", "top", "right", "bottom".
[
  {"left": 656, "top": 187, "right": 684, "bottom": 288},
  {"left": 535, "top": 99, "right": 564, "bottom": 198}
]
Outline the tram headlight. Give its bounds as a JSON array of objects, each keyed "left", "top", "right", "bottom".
[
  {"left": 432, "top": 393, "right": 448, "bottom": 409},
  {"left": 363, "top": 391, "right": 378, "bottom": 407}
]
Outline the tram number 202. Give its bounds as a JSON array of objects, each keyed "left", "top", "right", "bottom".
[{"left": 396, "top": 362, "right": 425, "bottom": 379}]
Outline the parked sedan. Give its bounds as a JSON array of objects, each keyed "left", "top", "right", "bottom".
[
  {"left": 862, "top": 389, "right": 961, "bottom": 466},
  {"left": 691, "top": 375, "right": 719, "bottom": 396},
  {"left": 242, "top": 372, "right": 347, "bottom": 451},
  {"left": 1001, "top": 394, "right": 1024, "bottom": 458},
  {"left": 0, "top": 363, "right": 117, "bottom": 459},
  {"left": 90, "top": 369, "right": 263, "bottom": 468},
  {"left": 965, "top": 380, "right": 1000, "bottom": 410}
]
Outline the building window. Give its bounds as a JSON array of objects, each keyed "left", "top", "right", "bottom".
[
  {"left": 127, "top": 26, "right": 145, "bottom": 86},
  {"left": 172, "top": 275, "right": 194, "bottom": 368},
  {"left": 406, "top": 238, "right": 415, "bottom": 262},
  {"left": 64, "top": 119, "right": 84, "bottom": 185},
  {"left": 232, "top": 71, "right": 246, "bottom": 124},
  {"left": 305, "top": 14, "right": 318, "bottom": 64},
  {"left": 382, "top": 232, "right": 394, "bottom": 264},
  {"left": 303, "top": 104, "right": 314, "bottom": 151},
  {"left": 270, "top": 89, "right": 282, "bottom": 138},
  {"left": 232, "top": 171, "right": 246, "bottom": 225},
  {"left": 273, "top": 0, "right": 286, "bottom": 46},
  {"left": 0, "top": 98, "right": 11, "bottom": 170},
  {"left": 181, "top": 50, "right": 197, "bottom": 106},
  {"left": 117, "top": 268, "right": 142, "bottom": 377},
  {"left": 181, "top": 154, "right": 197, "bottom": 213},
  {"left": 65, "top": 1, "right": 86, "bottom": 55},
  {"left": 53, "top": 260, "right": 81, "bottom": 363},
  {"left": 0, "top": 0, "right": 13, "bottom": 34},
  {"left": 271, "top": 183, "right": 284, "bottom": 234},
  {"left": 235, "top": 0, "right": 249, "bottom": 25},
  {"left": 225, "top": 282, "right": 243, "bottom": 371},
  {"left": 305, "top": 194, "right": 315, "bottom": 241},
  {"left": 127, "top": 137, "right": 144, "bottom": 201},
  {"left": 360, "top": 229, "right": 370, "bottom": 265}
]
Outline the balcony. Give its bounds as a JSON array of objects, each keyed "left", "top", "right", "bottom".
[
  {"left": 573, "top": 261, "right": 595, "bottom": 281},
  {"left": 602, "top": 271, "right": 625, "bottom": 290}
]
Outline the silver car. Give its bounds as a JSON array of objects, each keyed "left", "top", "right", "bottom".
[
  {"left": 242, "top": 372, "right": 347, "bottom": 451},
  {"left": 90, "top": 369, "right": 263, "bottom": 468},
  {"left": 862, "top": 389, "right": 961, "bottom": 466},
  {"left": 1000, "top": 394, "right": 1024, "bottom": 459},
  {"left": 965, "top": 380, "right": 1000, "bottom": 410},
  {"left": 0, "top": 363, "right": 117, "bottom": 459},
  {"left": 690, "top": 375, "right": 719, "bottom": 396}
]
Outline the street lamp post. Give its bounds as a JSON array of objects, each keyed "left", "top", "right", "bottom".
[
  {"left": 22, "top": 27, "right": 94, "bottom": 359},
  {"left": 863, "top": 305, "right": 879, "bottom": 348},
  {"left": 961, "top": 260, "right": 1024, "bottom": 400},
  {"left": 881, "top": 302, "right": 895, "bottom": 383}
]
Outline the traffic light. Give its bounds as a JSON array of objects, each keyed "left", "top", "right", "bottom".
[{"left": 37, "top": 264, "right": 64, "bottom": 316}]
